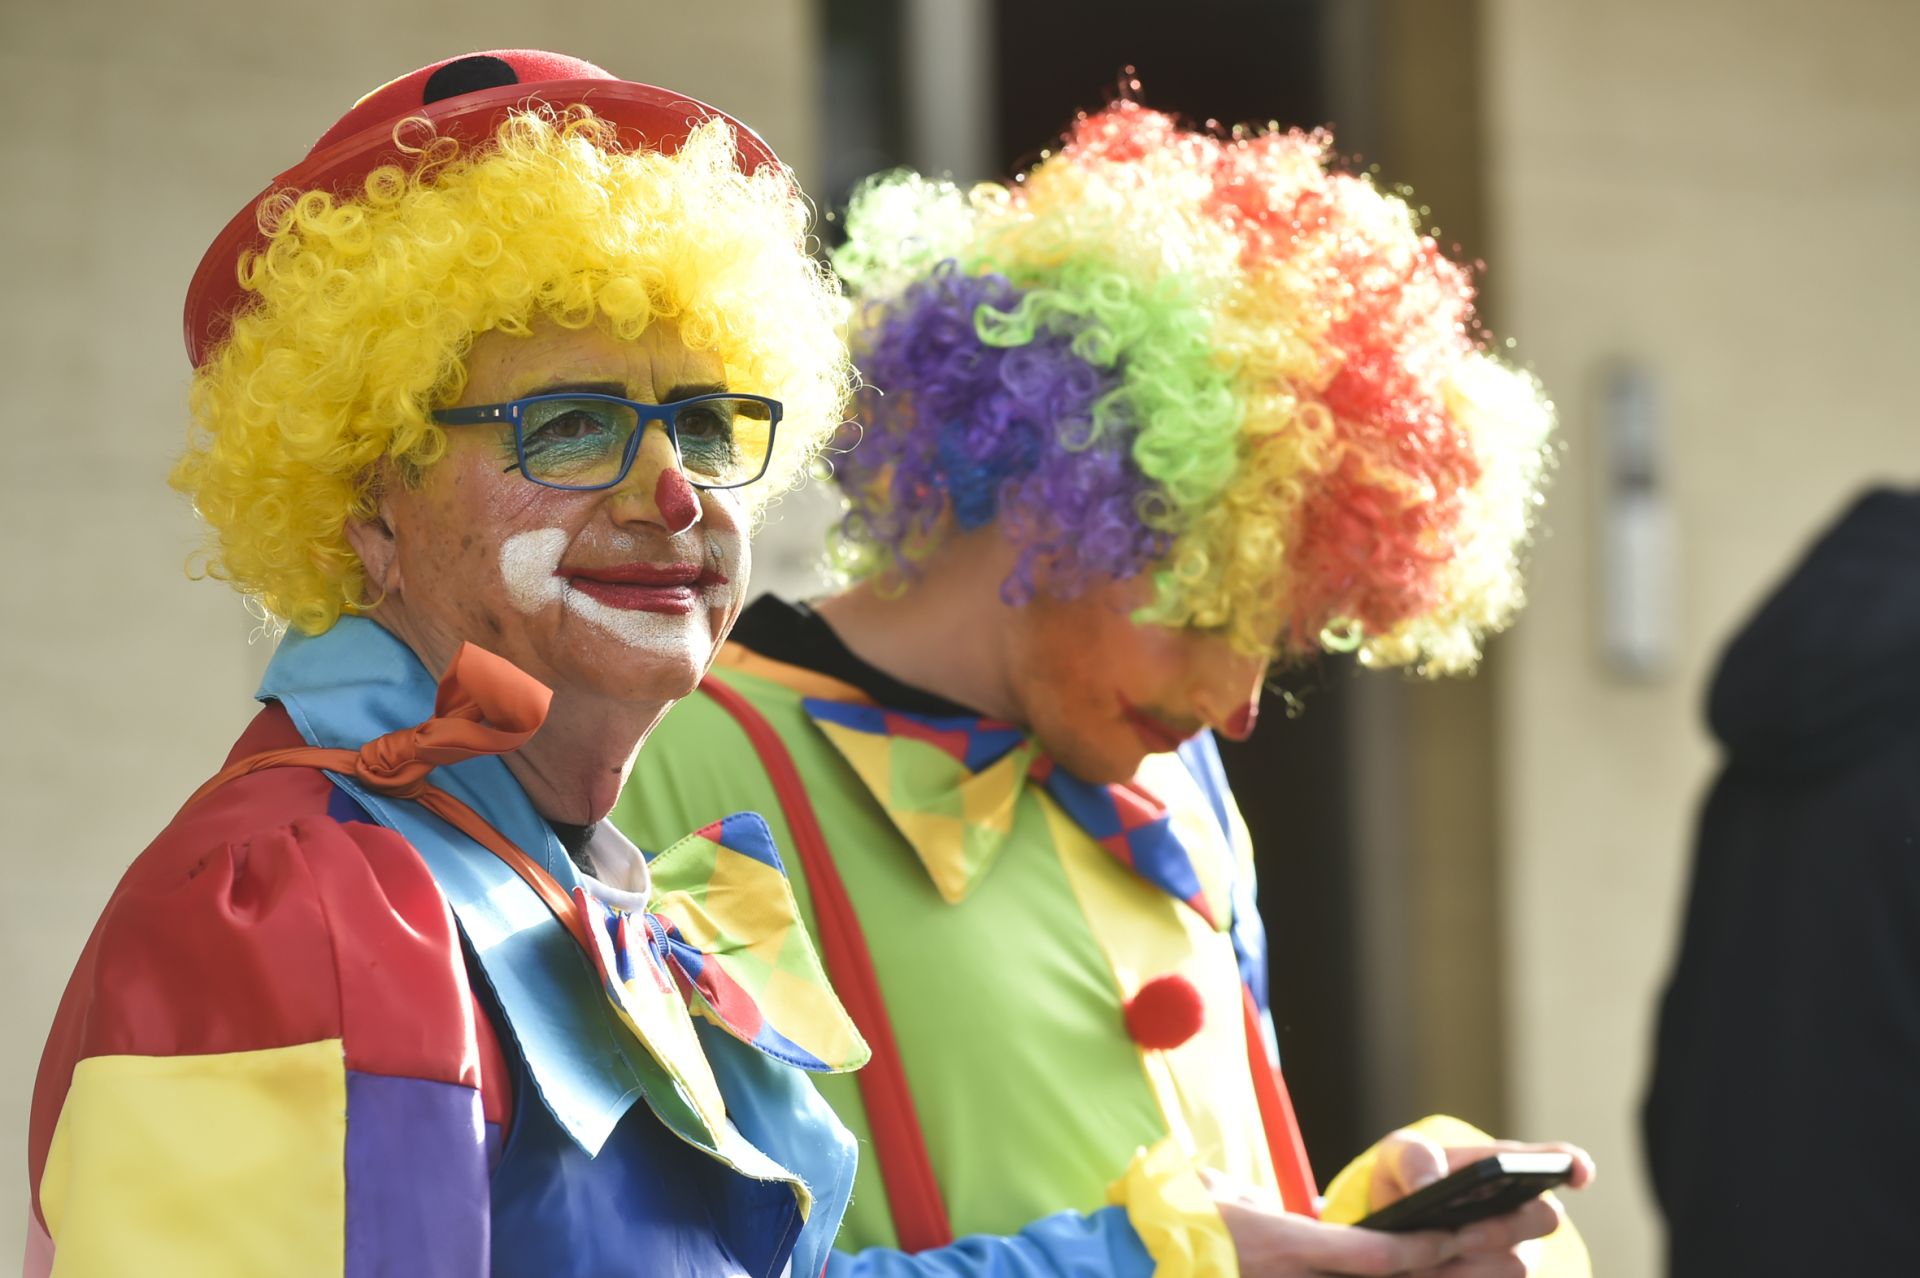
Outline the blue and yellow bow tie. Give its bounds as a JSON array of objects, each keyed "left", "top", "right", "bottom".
[
  {"left": 804, "top": 699, "right": 1223, "bottom": 928},
  {"left": 575, "top": 810, "right": 871, "bottom": 1138}
]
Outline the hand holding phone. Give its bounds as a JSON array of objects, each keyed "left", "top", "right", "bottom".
[
  {"left": 1204, "top": 1149, "right": 1578, "bottom": 1277},
  {"left": 1355, "top": 1151, "right": 1575, "bottom": 1233}
]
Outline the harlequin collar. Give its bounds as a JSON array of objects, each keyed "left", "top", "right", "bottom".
[{"left": 801, "top": 696, "right": 1227, "bottom": 930}]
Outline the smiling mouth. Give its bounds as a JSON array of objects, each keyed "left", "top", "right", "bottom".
[
  {"left": 1117, "top": 697, "right": 1193, "bottom": 753},
  {"left": 561, "top": 563, "right": 730, "bottom": 615}
]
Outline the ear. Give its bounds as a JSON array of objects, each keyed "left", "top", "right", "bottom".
[{"left": 342, "top": 492, "right": 403, "bottom": 607}]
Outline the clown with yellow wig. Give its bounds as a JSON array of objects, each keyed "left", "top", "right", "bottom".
[
  {"left": 615, "top": 101, "right": 1594, "bottom": 1275},
  {"left": 28, "top": 51, "right": 870, "bottom": 1276}
]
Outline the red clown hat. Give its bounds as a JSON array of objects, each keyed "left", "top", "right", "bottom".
[{"left": 182, "top": 50, "right": 782, "bottom": 367}]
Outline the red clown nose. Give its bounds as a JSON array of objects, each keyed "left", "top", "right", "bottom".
[
  {"left": 654, "top": 468, "right": 701, "bottom": 535},
  {"left": 183, "top": 50, "right": 782, "bottom": 367}
]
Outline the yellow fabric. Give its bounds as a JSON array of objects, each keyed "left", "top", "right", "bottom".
[
  {"left": 1320, "top": 1114, "right": 1591, "bottom": 1277},
  {"left": 1147, "top": 753, "right": 1241, "bottom": 936},
  {"left": 39, "top": 1039, "right": 348, "bottom": 1277},
  {"left": 651, "top": 823, "right": 870, "bottom": 1074},
  {"left": 580, "top": 813, "right": 875, "bottom": 1157},
  {"left": 810, "top": 714, "right": 1039, "bottom": 905},
  {"left": 1041, "top": 794, "right": 1275, "bottom": 1195},
  {"left": 713, "top": 644, "right": 873, "bottom": 703},
  {"left": 1107, "top": 1140, "right": 1239, "bottom": 1278}
]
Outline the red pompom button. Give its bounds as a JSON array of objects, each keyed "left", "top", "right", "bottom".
[{"left": 1124, "top": 973, "right": 1205, "bottom": 1050}]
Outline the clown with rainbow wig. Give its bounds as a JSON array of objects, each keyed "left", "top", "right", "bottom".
[
  {"left": 615, "top": 100, "right": 1594, "bottom": 1276},
  {"left": 28, "top": 51, "right": 871, "bottom": 1276}
]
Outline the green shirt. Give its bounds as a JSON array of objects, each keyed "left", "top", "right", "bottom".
[{"left": 613, "top": 646, "right": 1273, "bottom": 1250}]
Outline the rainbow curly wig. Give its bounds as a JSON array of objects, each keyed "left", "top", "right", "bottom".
[
  {"left": 173, "top": 108, "right": 849, "bottom": 635},
  {"left": 832, "top": 102, "right": 1553, "bottom": 673}
]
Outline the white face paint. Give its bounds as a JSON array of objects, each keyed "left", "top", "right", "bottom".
[
  {"left": 563, "top": 589, "right": 712, "bottom": 655},
  {"left": 500, "top": 527, "right": 567, "bottom": 613},
  {"left": 497, "top": 527, "right": 735, "bottom": 663}
]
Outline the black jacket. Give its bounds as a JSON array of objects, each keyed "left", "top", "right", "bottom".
[{"left": 1644, "top": 489, "right": 1920, "bottom": 1276}]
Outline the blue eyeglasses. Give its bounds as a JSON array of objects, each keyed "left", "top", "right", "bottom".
[{"left": 432, "top": 392, "right": 782, "bottom": 491}]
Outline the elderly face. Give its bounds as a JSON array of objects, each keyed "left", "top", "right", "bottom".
[
  {"left": 1004, "top": 573, "right": 1271, "bottom": 784},
  {"left": 354, "top": 317, "right": 750, "bottom": 707}
]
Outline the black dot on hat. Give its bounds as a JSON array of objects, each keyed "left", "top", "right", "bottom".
[{"left": 423, "top": 55, "right": 520, "bottom": 105}]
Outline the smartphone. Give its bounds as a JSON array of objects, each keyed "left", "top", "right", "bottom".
[{"left": 1354, "top": 1152, "right": 1574, "bottom": 1233}]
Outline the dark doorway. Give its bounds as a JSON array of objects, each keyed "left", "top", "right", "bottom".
[
  {"left": 1218, "top": 667, "right": 1368, "bottom": 1185},
  {"left": 991, "top": 1, "right": 1328, "bottom": 168}
]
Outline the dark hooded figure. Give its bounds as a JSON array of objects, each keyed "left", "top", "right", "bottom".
[{"left": 1645, "top": 488, "right": 1920, "bottom": 1276}]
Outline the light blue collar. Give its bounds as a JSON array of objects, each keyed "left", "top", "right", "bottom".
[{"left": 258, "top": 617, "right": 696, "bottom": 1154}]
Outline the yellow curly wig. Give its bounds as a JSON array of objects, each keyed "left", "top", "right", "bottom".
[{"left": 173, "top": 108, "right": 850, "bottom": 635}]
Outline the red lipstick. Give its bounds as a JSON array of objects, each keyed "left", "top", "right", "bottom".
[
  {"left": 562, "top": 562, "right": 729, "bottom": 614},
  {"left": 1117, "top": 696, "right": 1192, "bottom": 754}
]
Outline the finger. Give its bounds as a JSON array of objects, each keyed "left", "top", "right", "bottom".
[
  {"left": 1450, "top": 1198, "right": 1561, "bottom": 1256},
  {"left": 1428, "top": 1254, "right": 1529, "bottom": 1278},
  {"left": 1559, "top": 1145, "right": 1597, "bottom": 1190},
  {"left": 1370, "top": 1130, "right": 1451, "bottom": 1207},
  {"left": 1294, "top": 1219, "right": 1463, "bottom": 1276},
  {"left": 1536, "top": 1193, "right": 1569, "bottom": 1241},
  {"left": 1407, "top": 1229, "right": 1546, "bottom": 1278}
]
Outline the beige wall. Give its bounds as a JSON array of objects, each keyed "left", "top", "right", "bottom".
[
  {"left": 0, "top": 1, "right": 821, "bottom": 1259},
  {"left": 1484, "top": 0, "right": 1920, "bottom": 1271}
]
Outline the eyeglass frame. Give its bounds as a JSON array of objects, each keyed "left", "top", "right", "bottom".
[{"left": 430, "top": 391, "right": 784, "bottom": 492}]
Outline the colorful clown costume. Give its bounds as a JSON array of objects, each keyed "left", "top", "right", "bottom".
[
  {"left": 27, "top": 617, "right": 867, "bottom": 1277},
  {"left": 613, "top": 602, "right": 1286, "bottom": 1275},
  {"left": 614, "top": 601, "right": 1592, "bottom": 1275}
]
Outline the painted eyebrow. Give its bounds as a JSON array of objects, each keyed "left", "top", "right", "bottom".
[
  {"left": 514, "top": 380, "right": 731, "bottom": 403},
  {"left": 517, "top": 380, "right": 629, "bottom": 399},
  {"left": 659, "top": 381, "right": 729, "bottom": 403}
]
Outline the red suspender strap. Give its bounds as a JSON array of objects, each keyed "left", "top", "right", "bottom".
[
  {"left": 699, "top": 676, "right": 956, "bottom": 1252},
  {"left": 1242, "top": 983, "right": 1321, "bottom": 1217}
]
